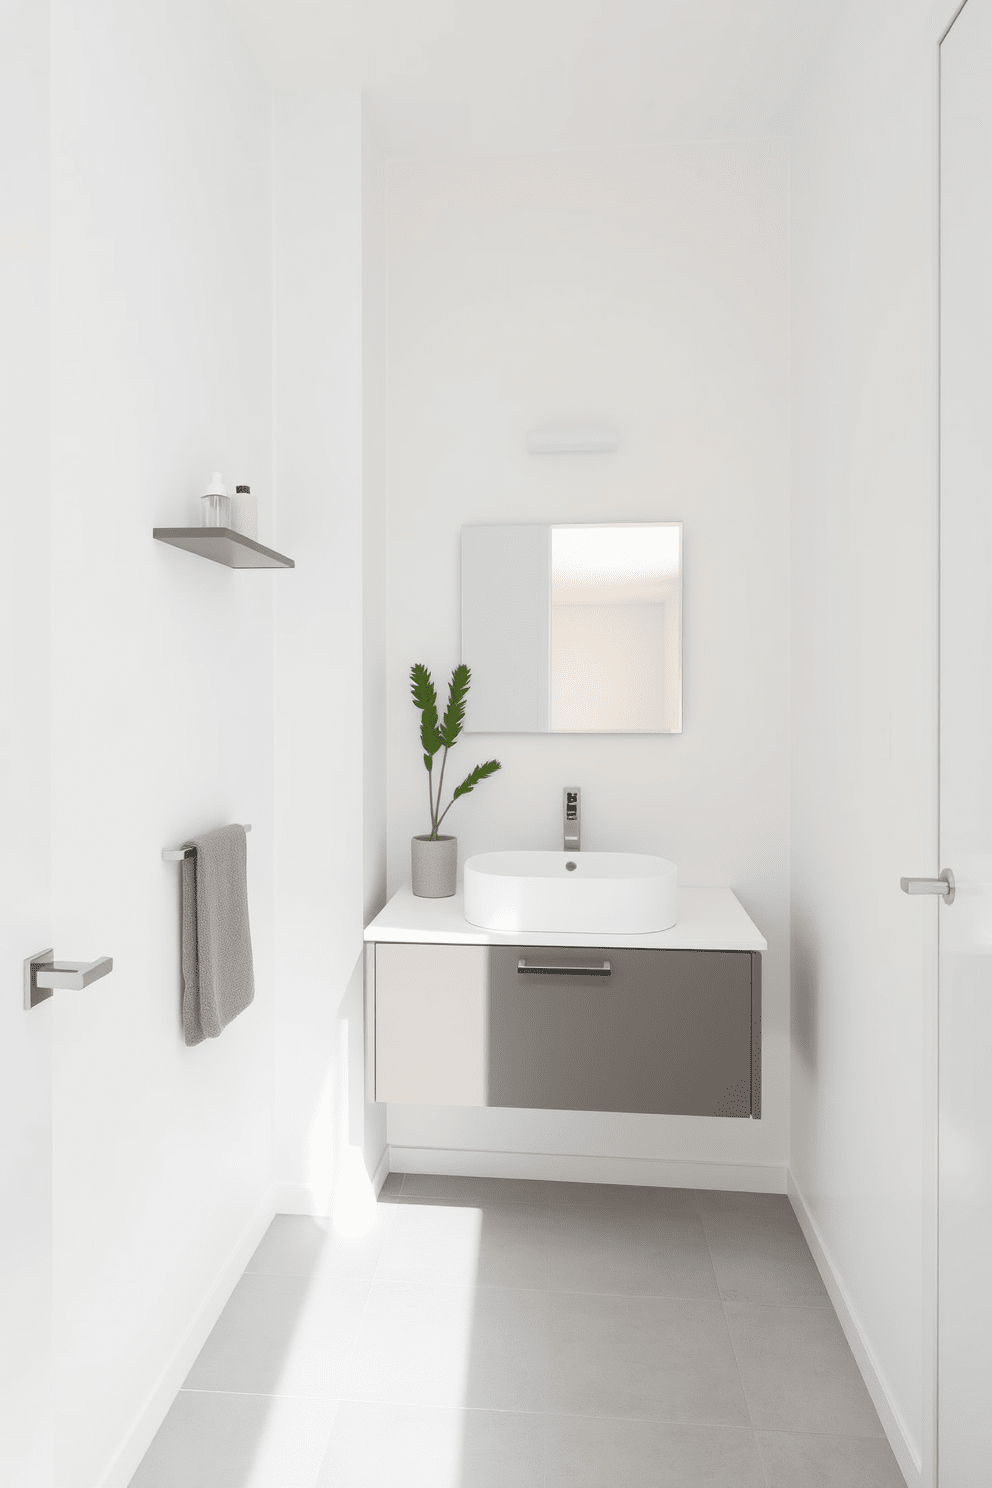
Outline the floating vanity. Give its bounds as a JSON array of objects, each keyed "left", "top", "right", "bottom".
[{"left": 364, "top": 885, "right": 766, "bottom": 1120}]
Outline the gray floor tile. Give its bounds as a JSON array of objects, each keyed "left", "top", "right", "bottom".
[
  {"left": 183, "top": 1273, "right": 371, "bottom": 1398},
  {"left": 547, "top": 1291, "right": 749, "bottom": 1426},
  {"left": 246, "top": 1210, "right": 394, "bottom": 1283},
  {"left": 349, "top": 1281, "right": 549, "bottom": 1412},
  {"left": 346, "top": 1281, "right": 479, "bottom": 1409},
  {"left": 246, "top": 1217, "right": 331, "bottom": 1278},
  {"left": 548, "top": 1180, "right": 699, "bottom": 1213},
  {"left": 700, "top": 1205, "right": 830, "bottom": 1307},
  {"left": 726, "top": 1303, "right": 884, "bottom": 1437},
  {"left": 475, "top": 1203, "right": 553, "bottom": 1290},
  {"left": 376, "top": 1198, "right": 489, "bottom": 1287},
  {"left": 693, "top": 1190, "right": 793, "bottom": 1216},
  {"left": 459, "top": 1285, "right": 550, "bottom": 1412},
  {"left": 756, "top": 1429, "right": 906, "bottom": 1487},
  {"left": 397, "top": 1172, "right": 552, "bottom": 1207},
  {"left": 316, "top": 1401, "right": 547, "bottom": 1488},
  {"left": 380, "top": 1197, "right": 551, "bottom": 1290},
  {"left": 128, "top": 1390, "right": 335, "bottom": 1488},
  {"left": 133, "top": 1181, "right": 896, "bottom": 1488},
  {"left": 547, "top": 1205, "right": 718, "bottom": 1299},
  {"left": 544, "top": 1416, "right": 767, "bottom": 1488}
]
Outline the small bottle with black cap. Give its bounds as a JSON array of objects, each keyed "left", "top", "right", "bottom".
[{"left": 232, "top": 483, "right": 258, "bottom": 540}]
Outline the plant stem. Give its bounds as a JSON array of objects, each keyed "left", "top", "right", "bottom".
[
  {"left": 433, "top": 744, "right": 450, "bottom": 838},
  {"left": 427, "top": 762, "right": 435, "bottom": 839}
]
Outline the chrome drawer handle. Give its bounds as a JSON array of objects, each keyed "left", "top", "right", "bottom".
[{"left": 517, "top": 959, "right": 611, "bottom": 976}]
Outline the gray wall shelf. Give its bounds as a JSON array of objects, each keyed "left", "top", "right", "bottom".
[{"left": 153, "top": 527, "right": 295, "bottom": 570}]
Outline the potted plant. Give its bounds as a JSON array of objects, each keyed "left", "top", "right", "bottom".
[{"left": 409, "top": 662, "right": 501, "bottom": 898}]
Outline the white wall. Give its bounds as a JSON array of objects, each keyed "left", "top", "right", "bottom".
[
  {"left": 0, "top": 4, "right": 53, "bottom": 1484},
  {"left": 789, "top": 2, "right": 938, "bottom": 1482},
  {"left": 49, "top": 5, "right": 276, "bottom": 1483},
  {"left": 385, "top": 142, "right": 791, "bottom": 1186},
  {"left": 273, "top": 92, "right": 387, "bottom": 1217},
  {"left": 362, "top": 114, "right": 390, "bottom": 1173}
]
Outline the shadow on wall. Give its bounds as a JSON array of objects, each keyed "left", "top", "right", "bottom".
[
  {"left": 307, "top": 952, "right": 385, "bottom": 1216},
  {"left": 790, "top": 908, "right": 820, "bottom": 1076},
  {"left": 340, "top": 952, "right": 388, "bottom": 1190}
]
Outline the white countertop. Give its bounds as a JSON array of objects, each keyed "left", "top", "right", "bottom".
[{"left": 365, "top": 885, "right": 767, "bottom": 952}]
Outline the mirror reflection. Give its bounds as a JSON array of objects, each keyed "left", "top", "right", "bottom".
[{"left": 461, "top": 522, "right": 682, "bottom": 734}]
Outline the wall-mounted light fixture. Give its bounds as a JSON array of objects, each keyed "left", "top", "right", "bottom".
[{"left": 526, "top": 424, "right": 619, "bottom": 454}]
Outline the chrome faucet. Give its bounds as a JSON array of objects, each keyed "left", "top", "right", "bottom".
[{"left": 563, "top": 788, "right": 580, "bottom": 851}]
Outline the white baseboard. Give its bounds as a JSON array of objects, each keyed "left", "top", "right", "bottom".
[
  {"left": 389, "top": 1144, "right": 787, "bottom": 1194},
  {"left": 370, "top": 1143, "right": 390, "bottom": 1196},
  {"left": 96, "top": 1188, "right": 277, "bottom": 1488},
  {"left": 787, "top": 1172, "right": 919, "bottom": 1488}
]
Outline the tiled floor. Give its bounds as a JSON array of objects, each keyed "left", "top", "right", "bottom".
[{"left": 129, "top": 1176, "right": 906, "bottom": 1487}]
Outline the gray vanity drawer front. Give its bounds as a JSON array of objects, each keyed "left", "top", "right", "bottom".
[{"left": 489, "top": 946, "right": 758, "bottom": 1118}]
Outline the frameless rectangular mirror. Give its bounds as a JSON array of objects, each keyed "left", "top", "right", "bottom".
[{"left": 461, "top": 522, "right": 682, "bottom": 734}]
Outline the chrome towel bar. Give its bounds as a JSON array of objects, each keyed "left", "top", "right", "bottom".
[{"left": 163, "top": 824, "right": 251, "bottom": 862}]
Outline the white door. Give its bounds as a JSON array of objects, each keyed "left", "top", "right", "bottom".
[
  {"left": 0, "top": 4, "right": 54, "bottom": 1485},
  {"left": 938, "top": 3, "right": 992, "bottom": 1480}
]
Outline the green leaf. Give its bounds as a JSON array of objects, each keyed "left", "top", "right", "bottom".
[
  {"left": 439, "top": 663, "right": 471, "bottom": 748},
  {"left": 452, "top": 758, "right": 501, "bottom": 801},
  {"left": 410, "top": 663, "right": 442, "bottom": 759}
]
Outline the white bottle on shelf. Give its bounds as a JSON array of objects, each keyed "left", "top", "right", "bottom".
[{"left": 233, "top": 484, "right": 258, "bottom": 540}]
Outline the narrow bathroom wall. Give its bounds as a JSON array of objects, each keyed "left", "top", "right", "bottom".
[
  {"left": 362, "top": 116, "right": 391, "bottom": 1175},
  {"left": 384, "top": 140, "right": 791, "bottom": 1190},
  {"left": 49, "top": 3, "right": 276, "bottom": 1483},
  {"left": 789, "top": 0, "right": 937, "bottom": 1481},
  {"left": 0, "top": 2, "right": 53, "bottom": 1483},
  {"left": 272, "top": 92, "right": 388, "bottom": 1218}
]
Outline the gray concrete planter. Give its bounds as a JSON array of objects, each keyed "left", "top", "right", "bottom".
[{"left": 411, "top": 834, "right": 457, "bottom": 898}]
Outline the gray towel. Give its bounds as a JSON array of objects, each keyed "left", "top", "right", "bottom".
[{"left": 181, "top": 824, "right": 255, "bottom": 1047}]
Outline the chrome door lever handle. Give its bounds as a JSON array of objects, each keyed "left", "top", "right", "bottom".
[
  {"left": 24, "top": 949, "right": 114, "bottom": 1009},
  {"left": 37, "top": 957, "right": 113, "bottom": 990},
  {"left": 900, "top": 869, "right": 956, "bottom": 904}
]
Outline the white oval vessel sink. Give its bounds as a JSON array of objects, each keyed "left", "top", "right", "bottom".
[{"left": 463, "top": 851, "right": 678, "bottom": 935}]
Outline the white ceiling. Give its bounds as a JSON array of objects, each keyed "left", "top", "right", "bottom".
[{"left": 226, "top": 0, "right": 843, "bottom": 156}]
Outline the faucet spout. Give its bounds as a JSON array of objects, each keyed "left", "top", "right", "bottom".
[{"left": 563, "top": 787, "right": 580, "bottom": 852}]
